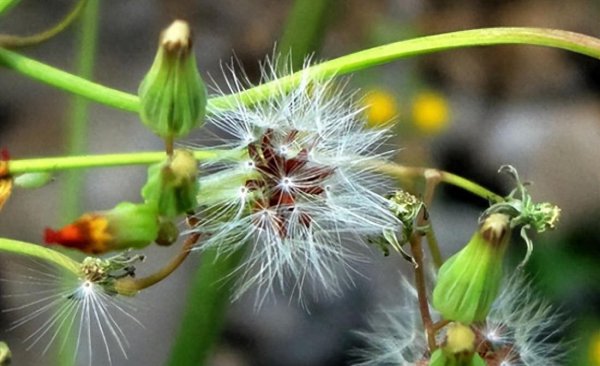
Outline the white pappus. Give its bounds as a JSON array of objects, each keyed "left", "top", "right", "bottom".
[
  {"left": 193, "top": 58, "right": 401, "bottom": 302},
  {"left": 355, "top": 273, "right": 568, "bottom": 365}
]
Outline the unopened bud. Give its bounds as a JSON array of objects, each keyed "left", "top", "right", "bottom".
[
  {"left": 142, "top": 149, "right": 199, "bottom": 218},
  {"left": 14, "top": 172, "right": 53, "bottom": 189},
  {"left": 433, "top": 214, "right": 511, "bottom": 324},
  {"left": 430, "top": 323, "right": 486, "bottom": 366},
  {"left": 0, "top": 341, "right": 10, "bottom": 366},
  {"left": 138, "top": 20, "right": 207, "bottom": 139},
  {"left": 44, "top": 202, "right": 159, "bottom": 254}
]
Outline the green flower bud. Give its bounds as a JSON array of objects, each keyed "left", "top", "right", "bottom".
[
  {"left": 0, "top": 341, "right": 11, "bottom": 366},
  {"left": 433, "top": 213, "right": 511, "bottom": 324},
  {"left": 142, "top": 149, "right": 199, "bottom": 218},
  {"left": 139, "top": 20, "right": 207, "bottom": 139},
  {"left": 430, "top": 349, "right": 486, "bottom": 366},
  {"left": 430, "top": 324, "right": 485, "bottom": 366},
  {"left": 13, "top": 172, "right": 53, "bottom": 189},
  {"left": 44, "top": 202, "right": 159, "bottom": 254}
]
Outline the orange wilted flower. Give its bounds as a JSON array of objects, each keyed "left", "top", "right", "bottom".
[
  {"left": 44, "top": 202, "right": 160, "bottom": 254},
  {"left": 0, "top": 148, "right": 13, "bottom": 212}
]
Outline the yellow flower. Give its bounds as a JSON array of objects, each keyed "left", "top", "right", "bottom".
[
  {"left": 590, "top": 330, "right": 600, "bottom": 365},
  {"left": 411, "top": 91, "right": 450, "bottom": 135},
  {"left": 363, "top": 89, "right": 398, "bottom": 128}
]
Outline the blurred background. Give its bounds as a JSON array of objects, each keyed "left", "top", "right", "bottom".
[{"left": 0, "top": 0, "right": 599, "bottom": 365}]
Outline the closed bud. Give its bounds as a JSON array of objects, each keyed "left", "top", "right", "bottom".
[
  {"left": 138, "top": 20, "right": 207, "bottom": 139},
  {"left": 430, "top": 349, "right": 486, "bottom": 366},
  {"left": 433, "top": 213, "right": 511, "bottom": 324},
  {"left": 44, "top": 202, "right": 159, "bottom": 254},
  {"left": 430, "top": 323, "right": 486, "bottom": 366},
  {"left": 0, "top": 341, "right": 10, "bottom": 366},
  {"left": 142, "top": 149, "right": 199, "bottom": 218},
  {"left": 13, "top": 172, "right": 53, "bottom": 189}
]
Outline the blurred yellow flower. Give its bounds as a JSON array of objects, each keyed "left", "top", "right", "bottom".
[
  {"left": 363, "top": 89, "right": 398, "bottom": 128},
  {"left": 590, "top": 330, "right": 600, "bottom": 365},
  {"left": 411, "top": 91, "right": 450, "bottom": 135}
]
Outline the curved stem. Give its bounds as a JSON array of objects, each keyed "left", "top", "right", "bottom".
[
  {"left": 115, "top": 230, "right": 199, "bottom": 295},
  {"left": 0, "top": 0, "right": 88, "bottom": 49},
  {"left": 0, "top": 238, "right": 80, "bottom": 275},
  {"left": 0, "top": 0, "right": 20, "bottom": 16},
  {"left": 0, "top": 47, "right": 139, "bottom": 112},
  {"left": 2, "top": 28, "right": 600, "bottom": 114}
]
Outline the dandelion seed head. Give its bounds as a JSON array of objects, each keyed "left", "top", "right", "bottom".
[
  {"left": 195, "top": 57, "right": 399, "bottom": 301},
  {"left": 354, "top": 278, "right": 428, "bottom": 366},
  {"left": 2, "top": 257, "right": 143, "bottom": 365},
  {"left": 355, "top": 273, "right": 568, "bottom": 366}
]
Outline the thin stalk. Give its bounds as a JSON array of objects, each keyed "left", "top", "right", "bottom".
[
  {"left": 166, "top": 247, "right": 245, "bottom": 366},
  {"left": 410, "top": 169, "right": 440, "bottom": 351},
  {"left": 278, "top": 0, "right": 335, "bottom": 70},
  {"left": 426, "top": 227, "right": 443, "bottom": 269},
  {"left": 115, "top": 217, "right": 201, "bottom": 295},
  {"left": 61, "top": 0, "right": 99, "bottom": 221},
  {"left": 0, "top": 0, "right": 88, "bottom": 48},
  {"left": 2, "top": 28, "right": 600, "bottom": 114},
  {"left": 0, "top": 238, "right": 80, "bottom": 275},
  {"left": 422, "top": 170, "right": 443, "bottom": 269},
  {"left": 6, "top": 149, "right": 235, "bottom": 175},
  {"left": 410, "top": 234, "right": 435, "bottom": 351},
  {"left": 6, "top": 154, "right": 500, "bottom": 207},
  {"left": 375, "top": 162, "right": 503, "bottom": 203},
  {"left": 58, "top": 2, "right": 99, "bottom": 365}
]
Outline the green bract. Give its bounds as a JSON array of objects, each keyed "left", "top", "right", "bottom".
[
  {"left": 13, "top": 172, "right": 52, "bottom": 189},
  {"left": 432, "top": 213, "right": 511, "bottom": 324},
  {"left": 138, "top": 20, "right": 207, "bottom": 139},
  {"left": 142, "top": 149, "right": 199, "bottom": 218},
  {"left": 105, "top": 202, "right": 160, "bottom": 250}
]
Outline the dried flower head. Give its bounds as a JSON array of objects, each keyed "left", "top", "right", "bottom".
[{"left": 194, "top": 59, "right": 399, "bottom": 300}]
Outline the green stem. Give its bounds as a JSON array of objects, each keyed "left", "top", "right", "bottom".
[
  {"left": 61, "top": 0, "right": 99, "bottom": 221},
  {"left": 278, "top": 0, "right": 336, "bottom": 71},
  {"left": 2, "top": 28, "right": 600, "bottom": 114},
  {"left": 0, "top": 238, "right": 80, "bottom": 275},
  {"left": 7, "top": 150, "right": 233, "bottom": 174},
  {"left": 0, "top": 47, "right": 139, "bottom": 112},
  {"left": 58, "top": 2, "right": 99, "bottom": 365},
  {"left": 0, "top": 0, "right": 88, "bottom": 48},
  {"left": 166, "top": 248, "right": 245, "bottom": 366},
  {"left": 7, "top": 152, "right": 499, "bottom": 204},
  {"left": 375, "top": 162, "right": 503, "bottom": 203},
  {"left": 0, "top": 0, "right": 20, "bottom": 16}
]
